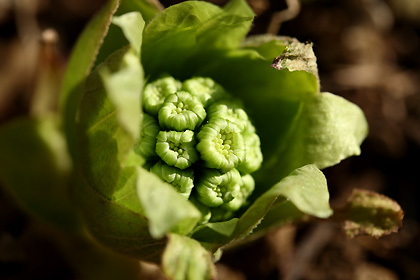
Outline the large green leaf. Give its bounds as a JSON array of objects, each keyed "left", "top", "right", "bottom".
[
  {"left": 142, "top": 0, "right": 254, "bottom": 79},
  {"left": 257, "top": 92, "right": 368, "bottom": 188},
  {"left": 162, "top": 234, "right": 216, "bottom": 280},
  {"left": 111, "top": 12, "right": 145, "bottom": 56},
  {"left": 78, "top": 46, "right": 142, "bottom": 198},
  {"left": 233, "top": 165, "right": 332, "bottom": 240},
  {"left": 77, "top": 8, "right": 144, "bottom": 195},
  {"left": 0, "top": 117, "right": 79, "bottom": 230},
  {"left": 75, "top": 21, "right": 160, "bottom": 259},
  {"left": 74, "top": 168, "right": 165, "bottom": 263},
  {"left": 59, "top": 0, "right": 119, "bottom": 159}
]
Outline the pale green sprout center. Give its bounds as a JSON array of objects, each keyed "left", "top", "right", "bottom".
[{"left": 215, "top": 131, "right": 234, "bottom": 158}]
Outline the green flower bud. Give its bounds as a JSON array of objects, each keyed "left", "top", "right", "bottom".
[
  {"left": 158, "top": 92, "right": 206, "bottom": 131},
  {"left": 155, "top": 130, "right": 198, "bottom": 170},
  {"left": 181, "top": 77, "right": 225, "bottom": 107},
  {"left": 237, "top": 132, "right": 263, "bottom": 174},
  {"left": 195, "top": 168, "right": 241, "bottom": 207},
  {"left": 150, "top": 161, "right": 194, "bottom": 199},
  {"left": 134, "top": 114, "right": 159, "bottom": 159},
  {"left": 207, "top": 100, "right": 255, "bottom": 134},
  {"left": 222, "top": 174, "right": 255, "bottom": 211},
  {"left": 142, "top": 76, "right": 181, "bottom": 116},
  {"left": 196, "top": 117, "right": 245, "bottom": 172}
]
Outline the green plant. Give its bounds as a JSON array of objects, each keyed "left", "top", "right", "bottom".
[{"left": 0, "top": 0, "right": 403, "bottom": 279}]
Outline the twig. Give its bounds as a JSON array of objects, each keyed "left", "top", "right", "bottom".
[{"left": 267, "top": 0, "right": 301, "bottom": 35}]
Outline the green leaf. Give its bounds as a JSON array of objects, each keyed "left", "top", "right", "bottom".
[
  {"left": 196, "top": 42, "right": 318, "bottom": 103},
  {"left": 241, "top": 34, "right": 293, "bottom": 61},
  {"left": 191, "top": 218, "right": 238, "bottom": 245},
  {"left": 0, "top": 117, "right": 79, "bottom": 230},
  {"left": 258, "top": 92, "right": 368, "bottom": 187},
  {"left": 111, "top": 12, "right": 145, "bottom": 56},
  {"left": 162, "top": 233, "right": 216, "bottom": 280},
  {"left": 76, "top": 44, "right": 158, "bottom": 260},
  {"left": 223, "top": 0, "right": 254, "bottom": 16},
  {"left": 59, "top": 0, "right": 119, "bottom": 159},
  {"left": 74, "top": 169, "right": 165, "bottom": 263},
  {"left": 94, "top": 0, "right": 162, "bottom": 70},
  {"left": 137, "top": 168, "right": 201, "bottom": 239},
  {"left": 142, "top": 0, "right": 254, "bottom": 79},
  {"left": 333, "top": 189, "right": 403, "bottom": 238},
  {"left": 255, "top": 201, "right": 306, "bottom": 232},
  {"left": 78, "top": 46, "right": 142, "bottom": 198},
  {"left": 111, "top": 165, "right": 144, "bottom": 213},
  {"left": 233, "top": 165, "right": 332, "bottom": 240},
  {"left": 99, "top": 48, "right": 143, "bottom": 140}
]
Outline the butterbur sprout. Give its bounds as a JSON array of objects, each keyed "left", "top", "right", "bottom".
[{"left": 0, "top": 1, "right": 403, "bottom": 279}]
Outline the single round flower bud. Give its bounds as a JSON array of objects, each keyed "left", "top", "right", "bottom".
[
  {"left": 158, "top": 92, "right": 206, "bottom": 131},
  {"left": 195, "top": 168, "right": 241, "bottom": 207},
  {"left": 150, "top": 161, "right": 194, "bottom": 199},
  {"left": 196, "top": 117, "right": 245, "bottom": 172},
  {"left": 181, "top": 77, "right": 225, "bottom": 108},
  {"left": 207, "top": 100, "right": 255, "bottom": 134},
  {"left": 155, "top": 130, "right": 198, "bottom": 170},
  {"left": 222, "top": 174, "right": 255, "bottom": 211},
  {"left": 142, "top": 76, "right": 181, "bottom": 116}
]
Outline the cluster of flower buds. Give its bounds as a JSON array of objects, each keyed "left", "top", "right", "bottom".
[{"left": 136, "top": 76, "right": 263, "bottom": 222}]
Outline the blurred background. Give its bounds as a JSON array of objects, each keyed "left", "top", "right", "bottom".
[{"left": 0, "top": 0, "right": 419, "bottom": 279}]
